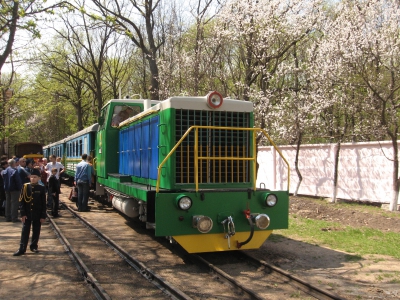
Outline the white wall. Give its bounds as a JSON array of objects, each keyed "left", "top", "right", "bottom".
[{"left": 257, "top": 141, "right": 397, "bottom": 204}]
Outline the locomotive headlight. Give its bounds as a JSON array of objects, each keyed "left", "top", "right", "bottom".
[
  {"left": 192, "top": 215, "right": 213, "bottom": 233},
  {"left": 253, "top": 214, "right": 270, "bottom": 230},
  {"left": 264, "top": 193, "right": 278, "bottom": 207},
  {"left": 176, "top": 195, "right": 192, "bottom": 210},
  {"left": 206, "top": 91, "right": 223, "bottom": 109}
]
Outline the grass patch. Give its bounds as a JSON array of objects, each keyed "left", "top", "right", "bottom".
[{"left": 274, "top": 216, "right": 400, "bottom": 259}]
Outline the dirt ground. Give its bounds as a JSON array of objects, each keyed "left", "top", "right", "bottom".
[
  {"left": 289, "top": 196, "right": 400, "bottom": 233},
  {"left": 252, "top": 196, "right": 400, "bottom": 299}
]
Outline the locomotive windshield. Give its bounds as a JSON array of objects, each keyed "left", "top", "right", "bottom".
[{"left": 111, "top": 105, "right": 139, "bottom": 127}]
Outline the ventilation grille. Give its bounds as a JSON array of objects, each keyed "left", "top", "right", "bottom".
[{"left": 175, "top": 110, "right": 251, "bottom": 184}]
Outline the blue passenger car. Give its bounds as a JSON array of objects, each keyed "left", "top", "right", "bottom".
[
  {"left": 45, "top": 141, "right": 65, "bottom": 160},
  {"left": 63, "top": 124, "right": 99, "bottom": 181}
]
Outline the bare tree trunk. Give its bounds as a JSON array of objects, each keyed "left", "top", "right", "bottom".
[
  {"left": 332, "top": 140, "right": 341, "bottom": 203},
  {"left": 95, "top": 75, "right": 103, "bottom": 116},
  {"left": 76, "top": 105, "right": 83, "bottom": 131},
  {"left": 293, "top": 131, "right": 303, "bottom": 196},
  {"left": 0, "top": 86, "right": 5, "bottom": 155},
  {"left": 142, "top": 51, "right": 147, "bottom": 98},
  {"left": 390, "top": 135, "right": 399, "bottom": 211},
  {"left": 0, "top": 2, "right": 18, "bottom": 70},
  {"left": 147, "top": 56, "right": 159, "bottom": 100}
]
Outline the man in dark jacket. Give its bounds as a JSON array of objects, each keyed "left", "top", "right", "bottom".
[
  {"left": 17, "top": 158, "right": 30, "bottom": 184},
  {"left": 13, "top": 168, "right": 47, "bottom": 256},
  {"left": 48, "top": 168, "right": 59, "bottom": 217},
  {"left": 25, "top": 159, "right": 34, "bottom": 175},
  {"left": 2, "top": 159, "right": 22, "bottom": 222},
  {"left": 0, "top": 160, "right": 8, "bottom": 216},
  {"left": 74, "top": 154, "right": 93, "bottom": 212}
]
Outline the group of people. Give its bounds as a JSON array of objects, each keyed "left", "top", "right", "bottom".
[{"left": 0, "top": 153, "right": 94, "bottom": 256}]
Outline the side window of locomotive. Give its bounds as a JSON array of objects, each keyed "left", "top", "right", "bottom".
[
  {"left": 110, "top": 105, "right": 140, "bottom": 128},
  {"left": 99, "top": 105, "right": 109, "bottom": 130}
]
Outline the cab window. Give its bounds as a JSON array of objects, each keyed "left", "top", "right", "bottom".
[{"left": 110, "top": 105, "right": 139, "bottom": 127}]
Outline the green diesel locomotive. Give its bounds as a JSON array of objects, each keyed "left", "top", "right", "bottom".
[{"left": 44, "top": 92, "right": 290, "bottom": 253}]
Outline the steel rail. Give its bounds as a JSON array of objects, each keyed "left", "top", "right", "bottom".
[
  {"left": 60, "top": 202, "right": 192, "bottom": 300},
  {"left": 47, "top": 212, "right": 111, "bottom": 300},
  {"left": 190, "top": 254, "right": 265, "bottom": 300},
  {"left": 240, "top": 251, "right": 346, "bottom": 300}
]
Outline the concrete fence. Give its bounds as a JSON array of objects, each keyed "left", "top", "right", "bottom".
[{"left": 256, "top": 141, "right": 398, "bottom": 204}]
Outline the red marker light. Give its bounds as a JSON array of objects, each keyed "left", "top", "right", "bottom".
[
  {"left": 206, "top": 91, "right": 223, "bottom": 109},
  {"left": 243, "top": 209, "right": 251, "bottom": 219}
]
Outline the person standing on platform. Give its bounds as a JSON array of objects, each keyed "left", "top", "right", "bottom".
[
  {"left": 25, "top": 159, "right": 34, "bottom": 175},
  {"left": 13, "top": 168, "right": 47, "bottom": 256},
  {"left": 40, "top": 158, "right": 48, "bottom": 191},
  {"left": 2, "top": 159, "right": 22, "bottom": 222},
  {"left": 41, "top": 158, "right": 48, "bottom": 169},
  {"left": 17, "top": 158, "right": 30, "bottom": 184},
  {"left": 56, "top": 156, "right": 64, "bottom": 190},
  {"left": 46, "top": 155, "right": 64, "bottom": 180},
  {"left": 0, "top": 160, "right": 8, "bottom": 216},
  {"left": 74, "top": 154, "right": 92, "bottom": 212},
  {"left": 48, "top": 168, "right": 59, "bottom": 217},
  {"left": 45, "top": 155, "right": 63, "bottom": 208}
]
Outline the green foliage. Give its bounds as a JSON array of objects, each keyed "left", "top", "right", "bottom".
[{"left": 4, "top": 70, "right": 78, "bottom": 150}]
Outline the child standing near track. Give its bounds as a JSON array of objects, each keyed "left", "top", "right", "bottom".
[{"left": 48, "top": 168, "right": 59, "bottom": 217}]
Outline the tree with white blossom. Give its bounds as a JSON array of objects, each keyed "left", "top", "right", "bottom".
[
  {"left": 216, "top": 0, "right": 326, "bottom": 194},
  {"left": 216, "top": 0, "right": 323, "bottom": 99},
  {"left": 314, "top": 0, "right": 400, "bottom": 210}
]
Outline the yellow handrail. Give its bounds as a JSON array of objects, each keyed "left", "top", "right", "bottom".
[{"left": 156, "top": 126, "right": 290, "bottom": 193}]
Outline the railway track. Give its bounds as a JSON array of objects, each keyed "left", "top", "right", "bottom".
[
  {"left": 191, "top": 252, "right": 345, "bottom": 300},
  {"left": 48, "top": 201, "right": 189, "bottom": 300},
  {"left": 52, "top": 188, "right": 347, "bottom": 299}
]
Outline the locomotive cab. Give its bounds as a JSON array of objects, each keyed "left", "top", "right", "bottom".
[
  {"left": 97, "top": 100, "right": 144, "bottom": 179},
  {"left": 96, "top": 98, "right": 160, "bottom": 183}
]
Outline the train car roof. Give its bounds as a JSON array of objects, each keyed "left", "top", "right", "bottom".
[
  {"left": 43, "top": 123, "right": 99, "bottom": 148},
  {"left": 157, "top": 96, "right": 253, "bottom": 112},
  {"left": 102, "top": 99, "right": 160, "bottom": 109},
  {"left": 103, "top": 96, "right": 251, "bottom": 113},
  {"left": 43, "top": 139, "right": 67, "bottom": 149},
  {"left": 64, "top": 123, "right": 99, "bottom": 142},
  {"left": 119, "top": 95, "right": 253, "bottom": 128},
  {"left": 15, "top": 142, "right": 43, "bottom": 146}
]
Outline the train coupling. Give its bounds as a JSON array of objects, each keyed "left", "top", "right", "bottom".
[{"left": 221, "top": 216, "right": 235, "bottom": 249}]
